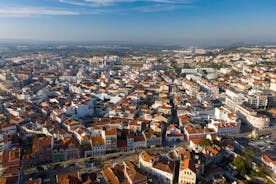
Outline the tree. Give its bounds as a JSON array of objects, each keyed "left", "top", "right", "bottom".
[
  {"left": 212, "top": 139, "right": 220, "bottom": 146},
  {"left": 232, "top": 157, "right": 247, "bottom": 175},
  {"left": 199, "top": 139, "right": 212, "bottom": 148},
  {"left": 232, "top": 156, "right": 251, "bottom": 176},
  {"left": 180, "top": 73, "right": 186, "bottom": 78},
  {"left": 244, "top": 154, "right": 252, "bottom": 167},
  {"left": 243, "top": 147, "right": 256, "bottom": 156}
]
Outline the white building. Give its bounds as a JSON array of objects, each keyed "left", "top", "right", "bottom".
[
  {"left": 182, "top": 79, "right": 200, "bottom": 97},
  {"left": 270, "top": 82, "right": 276, "bottom": 92},
  {"left": 261, "top": 154, "right": 276, "bottom": 174},
  {"left": 139, "top": 151, "right": 174, "bottom": 184},
  {"left": 208, "top": 120, "right": 240, "bottom": 136},
  {"left": 235, "top": 105, "right": 269, "bottom": 130},
  {"left": 215, "top": 106, "right": 238, "bottom": 122},
  {"left": 166, "top": 124, "right": 184, "bottom": 142},
  {"left": 178, "top": 148, "right": 196, "bottom": 184},
  {"left": 179, "top": 159, "right": 196, "bottom": 184}
]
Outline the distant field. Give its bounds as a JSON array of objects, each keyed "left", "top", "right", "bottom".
[{"left": 125, "top": 62, "right": 144, "bottom": 67}]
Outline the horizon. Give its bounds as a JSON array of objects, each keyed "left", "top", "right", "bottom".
[
  {"left": 1, "top": 39, "right": 276, "bottom": 49},
  {"left": 0, "top": 0, "right": 276, "bottom": 45}
]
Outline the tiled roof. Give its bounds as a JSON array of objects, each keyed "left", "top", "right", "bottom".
[
  {"left": 24, "top": 178, "right": 42, "bottom": 184},
  {"left": 206, "top": 146, "right": 219, "bottom": 155},
  {"left": 92, "top": 136, "right": 104, "bottom": 146},
  {"left": 190, "top": 138, "right": 204, "bottom": 145},
  {"left": 153, "top": 161, "right": 174, "bottom": 174},
  {"left": 102, "top": 168, "right": 120, "bottom": 184},
  {"left": 181, "top": 159, "right": 196, "bottom": 173},
  {"left": 56, "top": 171, "right": 80, "bottom": 184},
  {"left": 262, "top": 155, "right": 276, "bottom": 165},
  {"left": 39, "top": 136, "right": 52, "bottom": 147},
  {"left": 140, "top": 151, "right": 154, "bottom": 163},
  {"left": 178, "top": 148, "right": 190, "bottom": 160}
]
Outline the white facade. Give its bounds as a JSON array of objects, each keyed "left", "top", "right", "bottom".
[
  {"left": 179, "top": 168, "right": 196, "bottom": 184},
  {"left": 235, "top": 105, "right": 269, "bottom": 130},
  {"left": 208, "top": 120, "right": 240, "bottom": 136},
  {"left": 139, "top": 152, "right": 174, "bottom": 184},
  {"left": 270, "top": 82, "right": 276, "bottom": 92},
  {"left": 261, "top": 156, "right": 276, "bottom": 174}
]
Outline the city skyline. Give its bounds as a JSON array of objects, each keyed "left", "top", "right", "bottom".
[{"left": 0, "top": 0, "right": 276, "bottom": 45}]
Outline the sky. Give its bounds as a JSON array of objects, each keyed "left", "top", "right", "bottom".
[{"left": 0, "top": 0, "right": 276, "bottom": 46}]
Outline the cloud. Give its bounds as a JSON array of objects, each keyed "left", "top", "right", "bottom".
[
  {"left": 0, "top": 7, "right": 79, "bottom": 17},
  {"left": 58, "top": 0, "right": 196, "bottom": 14},
  {"left": 0, "top": 0, "right": 196, "bottom": 17},
  {"left": 133, "top": 4, "right": 176, "bottom": 12},
  {"left": 59, "top": 0, "right": 195, "bottom": 7}
]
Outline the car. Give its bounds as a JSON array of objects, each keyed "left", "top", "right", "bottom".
[
  {"left": 88, "top": 157, "right": 96, "bottom": 163},
  {"left": 53, "top": 164, "right": 61, "bottom": 169},
  {"left": 69, "top": 163, "right": 75, "bottom": 167}
]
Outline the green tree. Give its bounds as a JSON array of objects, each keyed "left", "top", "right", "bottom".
[
  {"left": 212, "top": 139, "right": 220, "bottom": 146},
  {"left": 243, "top": 147, "right": 256, "bottom": 156},
  {"left": 244, "top": 154, "right": 252, "bottom": 167},
  {"left": 199, "top": 139, "right": 212, "bottom": 148},
  {"left": 232, "top": 156, "right": 252, "bottom": 176},
  {"left": 232, "top": 157, "right": 247, "bottom": 175}
]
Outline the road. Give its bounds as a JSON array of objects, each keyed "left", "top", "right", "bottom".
[
  {"left": 231, "top": 124, "right": 276, "bottom": 139},
  {"left": 22, "top": 145, "right": 173, "bottom": 182},
  {"left": 162, "top": 84, "right": 179, "bottom": 147}
]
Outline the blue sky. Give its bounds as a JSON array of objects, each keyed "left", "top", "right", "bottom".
[{"left": 0, "top": 0, "right": 276, "bottom": 45}]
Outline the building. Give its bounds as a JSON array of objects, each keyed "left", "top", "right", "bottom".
[
  {"left": 102, "top": 168, "right": 120, "bottom": 184},
  {"left": 103, "top": 127, "right": 117, "bottom": 151},
  {"left": 139, "top": 151, "right": 174, "bottom": 184},
  {"left": 56, "top": 171, "right": 80, "bottom": 184},
  {"left": 182, "top": 79, "right": 200, "bottom": 97},
  {"left": 214, "top": 106, "right": 238, "bottom": 122},
  {"left": 64, "top": 137, "right": 80, "bottom": 161},
  {"left": 235, "top": 105, "right": 269, "bottom": 130},
  {"left": 38, "top": 136, "right": 53, "bottom": 164},
  {"left": 178, "top": 148, "right": 197, "bottom": 184},
  {"left": 166, "top": 124, "right": 184, "bottom": 142},
  {"left": 1, "top": 147, "right": 20, "bottom": 176},
  {"left": 196, "top": 79, "right": 219, "bottom": 95},
  {"left": 52, "top": 146, "right": 65, "bottom": 163},
  {"left": 133, "top": 135, "right": 146, "bottom": 150},
  {"left": 123, "top": 160, "right": 148, "bottom": 184},
  {"left": 91, "top": 135, "right": 106, "bottom": 156},
  {"left": 179, "top": 159, "right": 196, "bottom": 184},
  {"left": 261, "top": 154, "right": 276, "bottom": 174},
  {"left": 225, "top": 89, "right": 246, "bottom": 110},
  {"left": 184, "top": 126, "right": 217, "bottom": 141},
  {"left": 142, "top": 130, "right": 162, "bottom": 148},
  {"left": 208, "top": 121, "right": 240, "bottom": 136},
  {"left": 270, "top": 82, "right": 276, "bottom": 92},
  {"left": 246, "top": 91, "right": 276, "bottom": 109}
]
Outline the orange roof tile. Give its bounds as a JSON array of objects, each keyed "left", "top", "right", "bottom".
[
  {"left": 140, "top": 151, "right": 154, "bottom": 163},
  {"left": 92, "top": 136, "right": 104, "bottom": 146},
  {"left": 153, "top": 161, "right": 174, "bottom": 174},
  {"left": 181, "top": 159, "right": 196, "bottom": 172},
  {"left": 206, "top": 146, "right": 219, "bottom": 155},
  {"left": 56, "top": 171, "right": 80, "bottom": 184},
  {"left": 102, "top": 168, "right": 120, "bottom": 184},
  {"left": 24, "top": 178, "right": 42, "bottom": 184}
]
